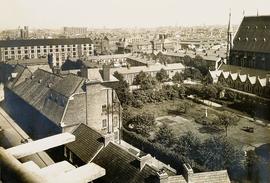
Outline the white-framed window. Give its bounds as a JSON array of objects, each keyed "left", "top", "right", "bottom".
[
  {"left": 114, "top": 131, "right": 118, "bottom": 141},
  {"left": 102, "top": 119, "right": 107, "bottom": 128},
  {"left": 102, "top": 105, "right": 107, "bottom": 113},
  {"left": 113, "top": 116, "right": 118, "bottom": 127}
]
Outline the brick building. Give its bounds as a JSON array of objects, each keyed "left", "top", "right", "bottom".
[
  {"left": 3, "top": 65, "right": 121, "bottom": 141},
  {"left": 0, "top": 38, "right": 94, "bottom": 67}
]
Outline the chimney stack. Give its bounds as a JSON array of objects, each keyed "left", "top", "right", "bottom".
[
  {"left": 183, "top": 164, "right": 194, "bottom": 183},
  {"left": 102, "top": 64, "right": 110, "bottom": 81},
  {"left": 157, "top": 169, "right": 169, "bottom": 183},
  {"left": 103, "top": 133, "right": 114, "bottom": 146},
  {"left": 266, "top": 74, "right": 270, "bottom": 85},
  {"left": 139, "top": 154, "right": 153, "bottom": 170}
]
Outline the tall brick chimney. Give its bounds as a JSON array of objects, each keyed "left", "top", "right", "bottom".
[{"left": 102, "top": 64, "right": 110, "bottom": 81}]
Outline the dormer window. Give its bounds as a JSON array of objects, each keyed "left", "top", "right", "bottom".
[
  {"left": 255, "top": 26, "right": 258, "bottom": 29},
  {"left": 238, "top": 37, "right": 241, "bottom": 41},
  {"left": 264, "top": 25, "right": 267, "bottom": 29},
  {"left": 263, "top": 38, "right": 267, "bottom": 42},
  {"left": 254, "top": 38, "right": 257, "bottom": 42},
  {"left": 246, "top": 37, "right": 249, "bottom": 41},
  {"left": 247, "top": 26, "right": 250, "bottom": 29}
]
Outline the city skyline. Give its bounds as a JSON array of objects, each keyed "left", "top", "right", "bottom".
[{"left": 0, "top": 0, "right": 270, "bottom": 29}]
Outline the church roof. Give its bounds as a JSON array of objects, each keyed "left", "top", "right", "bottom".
[{"left": 232, "top": 16, "right": 270, "bottom": 53}]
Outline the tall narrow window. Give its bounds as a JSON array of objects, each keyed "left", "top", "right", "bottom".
[{"left": 102, "top": 119, "right": 107, "bottom": 128}]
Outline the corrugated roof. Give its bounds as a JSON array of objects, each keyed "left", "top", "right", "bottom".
[{"left": 66, "top": 124, "right": 104, "bottom": 163}]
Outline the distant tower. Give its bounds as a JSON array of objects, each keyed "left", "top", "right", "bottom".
[
  {"left": 257, "top": 9, "right": 259, "bottom": 16},
  {"left": 226, "top": 10, "right": 233, "bottom": 60}
]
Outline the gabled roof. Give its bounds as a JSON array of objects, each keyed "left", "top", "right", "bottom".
[
  {"left": 220, "top": 64, "right": 270, "bottom": 78},
  {"left": 66, "top": 124, "right": 104, "bottom": 163},
  {"left": 230, "top": 73, "right": 238, "bottom": 80},
  {"left": 232, "top": 16, "right": 270, "bottom": 53},
  {"left": 7, "top": 69, "right": 85, "bottom": 125},
  {"left": 248, "top": 76, "right": 257, "bottom": 84},
  {"left": 238, "top": 74, "right": 247, "bottom": 82},
  {"left": 92, "top": 142, "right": 158, "bottom": 183}
]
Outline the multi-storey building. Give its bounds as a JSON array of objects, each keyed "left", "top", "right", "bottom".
[
  {"left": 3, "top": 64, "right": 121, "bottom": 141},
  {"left": 63, "top": 27, "right": 88, "bottom": 35},
  {"left": 0, "top": 38, "right": 94, "bottom": 67}
]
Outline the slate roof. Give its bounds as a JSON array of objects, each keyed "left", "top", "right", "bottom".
[
  {"left": 7, "top": 69, "right": 86, "bottom": 125},
  {"left": 8, "top": 69, "right": 64, "bottom": 124},
  {"left": 232, "top": 16, "right": 270, "bottom": 53},
  {"left": 0, "top": 38, "right": 93, "bottom": 48},
  {"left": 92, "top": 142, "right": 158, "bottom": 183},
  {"left": 51, "top": 74, "right": 85, "bottom": 97},
  {"left": 66, "top": 124, "right": 104, "bottom": 163}
]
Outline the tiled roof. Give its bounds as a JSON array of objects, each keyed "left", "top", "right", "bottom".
[
  {"left": 66, "top": 124, "right": 104, "bottom": 163},
  {"left": 0, "top": 38, "right": 93, "bottom": 48},
  {"left": 233, "top": 16, "right": 270, "bottom": 53},
  {"left": 92, "top": 142, "right": 158, "bottom": 183}
]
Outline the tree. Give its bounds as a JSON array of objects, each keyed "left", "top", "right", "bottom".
[
  {"left": 140, "top": 75, "right": 157, "bottom": 90},
  {"left": 215, "top": 112, "right": 239, "bottom": 136},
  {"left": 113, "top": 71, "right": 131, "bottom": 105},
  {"left": 202, "top": 85, "right": 219, "bottom": 99},
  {"left": 156, "top": 68, "right": 169, "bottom": 82},
  {"left": 198, "top": 136, "right": 244, "bottom": 171},
  {"left": 125, "top": 112, "right": 155, "bottom": 137},
  {"left": 113, "top": 71, "right": 124, "bottom": 81},
  {"left": 155, "top": 124, "right": 175, "bottom": 147},
  {"left": 176, "top": 101, "right": 192, "bottom": 114},
  {"left": 172, "top": 72, "right": 183, "bottom": 83},
  {"left": 133, "top": 71, "right": 147, "bottom": 85},
  {"left": 174, "top": 132, "right": 201, "bottom": 161}
]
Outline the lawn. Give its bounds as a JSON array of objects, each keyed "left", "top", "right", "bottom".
[{"left": 126, "top": 98, "right": 270, "bottom": 150}]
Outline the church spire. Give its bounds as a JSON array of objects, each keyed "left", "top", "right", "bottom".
[{"left": 227, "top": 10, "right": 232, "bottom": 60}]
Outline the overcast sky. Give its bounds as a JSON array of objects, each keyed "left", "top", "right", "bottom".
[{"left": 0, "top": 0, "right": 269, "bottom": 29}]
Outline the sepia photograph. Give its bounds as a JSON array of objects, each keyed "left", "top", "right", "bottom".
[{"left": 0, "top": 0, "right": 270, "bottom": 182}]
